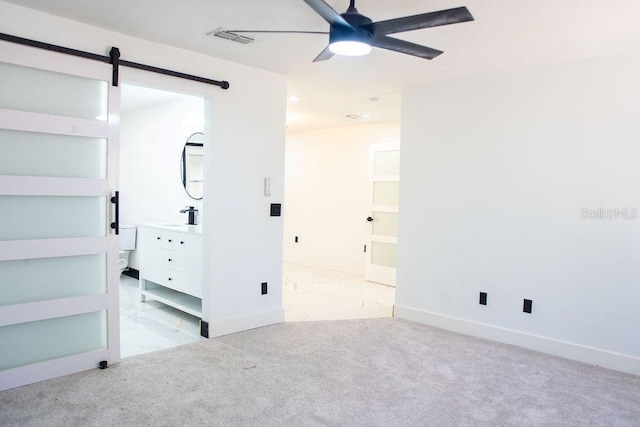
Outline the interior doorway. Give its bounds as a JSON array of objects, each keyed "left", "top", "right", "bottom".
[
  {"left": 118, "top": 83, "right": 205, "bottom": 358},
  {"left": 282, "top": 125, "right": 399, "bottom": 321}
]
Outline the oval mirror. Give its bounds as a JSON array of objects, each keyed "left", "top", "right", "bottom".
[{"left": 181, "top": 132, "right": 204, "bottom": 200}]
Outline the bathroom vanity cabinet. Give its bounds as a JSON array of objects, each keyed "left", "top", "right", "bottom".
[{"left": 138, "top": 224, "right": 203, "bottom": 318}]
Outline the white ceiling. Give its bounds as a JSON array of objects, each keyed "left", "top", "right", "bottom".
[
  {"left": 120, "top": 84, "right": 189, "bottom": 113},
  {"left": 6, "top": 0, "right": 640, "bottom": 131}
]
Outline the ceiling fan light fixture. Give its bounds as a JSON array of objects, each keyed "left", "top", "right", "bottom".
[
  {"left": 329, "top": 40, "right": 371, "bottom": 56},
  {"left": 327, "top": 10, "right": 373, "bottom": 57}
]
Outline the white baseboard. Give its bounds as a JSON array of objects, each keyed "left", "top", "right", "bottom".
[
  {"left": 0, "top": 348, "right": 108, "bottom": 391},
  {"left": 394, "top": 305, "right": 640, "bottom": 376},
  {"left": 210, "top": 308, "right": 285, "bottom": 338}
]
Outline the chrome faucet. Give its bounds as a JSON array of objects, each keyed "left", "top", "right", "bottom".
[{"left": 180, "top": 206, "right": 198, "bottom": 225}]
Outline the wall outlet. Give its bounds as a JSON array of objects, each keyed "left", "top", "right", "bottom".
[
  {"left": 295, "top": 236, "right": 298, "bottom": 243},
  {"left": 479, "top": 292, "right": 487, "bottom": 305},
  {"left": 523, "top": 299, "right": 532, "bottom": 313},
  {"left": 261, "top": 282, "right": 268, "bottom": 295}
]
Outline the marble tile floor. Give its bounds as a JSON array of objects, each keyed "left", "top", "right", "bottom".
[
  {"left": 119, "top": 275, "right": 202, "bottom": 359},
  {"left": 283, "top": 262, "right": 396, "bottom": 322},
  {"left": 119, "top": 263, "right": 395, "bottom": 358}
]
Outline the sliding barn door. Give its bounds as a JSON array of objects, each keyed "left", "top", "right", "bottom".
[{"left": 0, "top": 40, "right": 120, "bottom": 390}]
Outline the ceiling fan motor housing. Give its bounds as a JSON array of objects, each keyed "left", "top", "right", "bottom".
[{"left": 329, "top": 11, "right": 373, "bottom": 46}]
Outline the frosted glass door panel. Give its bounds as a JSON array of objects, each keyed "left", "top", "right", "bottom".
[
  {"left": 373, "top": 182, "right": 399, "bottom": 206},
  {"left": 0, "top": 62, "right": 108, "bottom": 120},
  {"left": 0, "top": 196, "right": 106, "bottom": 241},
  {"left": 374, "top": 150, "right": 400, "bottom": 175},
  {"left": 0, "top": 255, "right": 106, "bottom": 306},
  {"left": 371, "top": 241, "right": 397, "bottom": 269},
  {"left": 0, "top": 130, "right": 107, "bottom": 178},
  {"left": 0, "top": 311, "right": 106, "bottom": 370},
  {"left": 366, "top": 144, "right": 400, "bottom": 286},
  {"left": 372, "top": 211, "right": 398, "bottom": 237}
]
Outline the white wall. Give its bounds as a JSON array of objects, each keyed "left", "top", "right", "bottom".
[
  {"left": 397, "top": 52, "right": 640, "bottom": 374},
  {"left": 120, "top": 95, "right": 204, "bottom": 270},
  {"left": 284, "top": 123, "right": 400, "bottom": 275},
  {"left": 0, "top": 1, "right": 288, "bottom": 337}
]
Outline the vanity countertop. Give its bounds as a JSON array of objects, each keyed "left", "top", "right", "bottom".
[{"left": 139, "top": 223, "right": 203, "bottom": 234}]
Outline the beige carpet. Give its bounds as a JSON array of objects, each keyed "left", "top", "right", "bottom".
[{"left": 1, "top": 318, "right": 639, "bottom": 426}]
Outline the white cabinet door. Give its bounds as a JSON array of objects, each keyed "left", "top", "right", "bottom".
[
  {"left": 0, "top": 41, "right": 120, "bottom": 391},
  {"left": 182, "top": 234, "right": 203, "bottom": 298},
  {"left": 138, "top": 227, "right": 165, "bottom": 286}
]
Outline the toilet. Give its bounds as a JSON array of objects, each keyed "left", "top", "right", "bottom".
[{"left": 119, "top": 224, "right": 137, "bottom": 275}]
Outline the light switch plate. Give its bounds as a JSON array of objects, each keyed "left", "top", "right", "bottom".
[{"left": 264, "top": 177, "right": 271, "bottom": 197}]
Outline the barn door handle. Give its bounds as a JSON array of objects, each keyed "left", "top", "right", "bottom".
[{"left": 110, "top": 191, "right": 119, "bottom": 235}]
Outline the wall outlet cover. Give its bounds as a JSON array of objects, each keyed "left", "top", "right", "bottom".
[
  {"left": 270, "top": 203, "right": 281, "bottom": 217},
  {"left": 261, "top": 282, "right": 268, "bottom": 295},
  {"left": 479, "top": 292, "right": 487, "bottom": 305},
  {"left": 523, "top": 299, "right": 533, "bottom": 313}
]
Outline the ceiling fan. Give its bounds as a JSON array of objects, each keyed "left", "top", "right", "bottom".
[{"left": 217, "top": 0, "right": 474, "bottom": 62}]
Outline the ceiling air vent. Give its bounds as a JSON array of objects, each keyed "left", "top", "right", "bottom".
[
  {"left": 208, "top": 29, "right": 254, "bottom": 44},
  {"left": 346, "top": 114, "right": 371, "bottom": 120}
]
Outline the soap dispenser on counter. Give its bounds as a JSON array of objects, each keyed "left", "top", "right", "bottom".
[{"left": 180, "top": 206, "right": 198, "bottom": 225}]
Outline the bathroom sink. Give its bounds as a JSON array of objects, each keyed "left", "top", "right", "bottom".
[{"left": 152, "top": 223, "right": 202, "bottom": 233}]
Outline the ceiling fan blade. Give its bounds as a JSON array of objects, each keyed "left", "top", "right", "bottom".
[
  {"left": 371, "top": 36, "right": 443, "bottom": 60},
  {"left": 303, "top": 0, "right": 354, "bottom": 30},
  {"left": 312, "top": 45, "right": 335, "bottom": 62},
  {"left": 227, "top": 30, "right": 329, "bottom": 35},
  {"left": 369, "top": 6, "right": 474, "bottom": 36}
]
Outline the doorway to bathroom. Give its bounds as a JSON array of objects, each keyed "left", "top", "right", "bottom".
[{"left": 118, "top": 83, "right": 205, "bottom": 358}]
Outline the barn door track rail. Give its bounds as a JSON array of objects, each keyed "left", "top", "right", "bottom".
[{"left": 0, "top": 32, "right": 230, "bottom": 89}]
